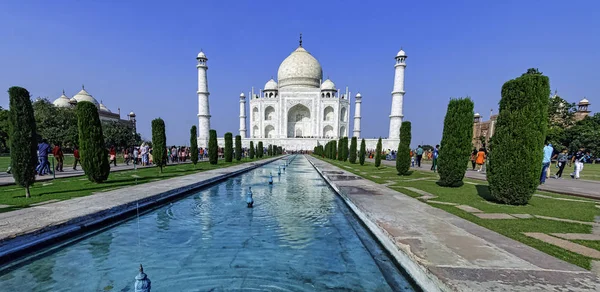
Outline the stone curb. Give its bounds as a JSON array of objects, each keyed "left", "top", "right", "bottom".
[
  {"left": 306, "top": 157, "right": 446, "bottom": 292},
  {"left": 0, "top": 156, "right": 284, "bottom": 264}
]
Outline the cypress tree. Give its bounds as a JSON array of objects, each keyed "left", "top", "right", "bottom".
[
  {"left": 268, "top": 144, "right": 273, "bottom": 156},
  {"left": 375, "top": 138, "right": 382, "bottom": 167},
  {"left": 341, "top": 137, "right": 348, "bottom": 161},
  {"left": 332, "top": 140, "right": 337, "bottom": 160},
  {"left": 349, "top": 137, "right": 357, "bottom": 163},
  {"left": 257, "top": 141, "right": 263, "bottom": 158},
  {"left": 396, "top": 121, "right": 412, "bottom": 175},
  {"left": 224, "top": 132, "right": 233, "bottom": 162},
  {"left": 208, "top": 129, "right": 218, "bottom": 164},
  {"left": 151, "top": 118, "right": 167, "bottom": 173},
  {"left": 437, "top": 98, "right": 474, "bottom": 187},
  {"left": 190, "top": 125, "right": 198, "bottom": 166},
  {"left": 488, "top": 69, "right": 550, "bottom": 205},
  {"left": 337, "top": 138, "right": 343, "bottom": 161},
  {"left": 235, "top": 135, "right": 242, "bottom": 161},
  {"left": 8, "top": 86, "right": 38, "bottom": 198},
  {"left": 76, "top": 101, "right": 110, "bottom": 183},
  {"left": 249, "top": 141, "right": 255, "bottom": 159},
  {"left": 359, "top": 138, "right": 366, "bottom": 165}
]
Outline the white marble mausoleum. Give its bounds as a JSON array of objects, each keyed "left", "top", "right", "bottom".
[{"left": 196, "top": 38, "right": 407, "bottom": 151}]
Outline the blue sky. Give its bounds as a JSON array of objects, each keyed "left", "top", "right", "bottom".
[{"left": 1, "top": 0, "right": 598, "bottom": 147}]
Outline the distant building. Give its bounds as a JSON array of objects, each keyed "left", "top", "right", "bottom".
[
  {"left": 472, "top": 96, "right": 592, "bottom": 149},
  {"left": 52, "top": 86, "right": 136, "bottom": 130}
]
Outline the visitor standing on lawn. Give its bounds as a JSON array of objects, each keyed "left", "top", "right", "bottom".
[
  {"left": 52, "top": 143, "right": 64, "bottom": 172},
  {"left": 570, "top": 148, "right": 586, "bottom": 179},
  {"left": 109, "top": 146, "right": 117, "bottom": 167},
  {"left": 37, "top": 139, "right": 51, "bottom": 175},
  {"left": 73, "top": 146, "right": 80, "bottom": 170},
  {"left": 431, "top": 145, "right": 439, "bottom": 172},
  {"left": 540, "top": 142, "right": 553, "bottom": 184},
  {"left": 415, "top": 145, "right": 424, "bottom": 168},
  {"left": 475, "top": 148, "right": 486, "bottom": 172}
]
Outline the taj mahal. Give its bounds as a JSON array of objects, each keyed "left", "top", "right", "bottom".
[{"left": 196, "top": 37, "right": 407, "bottom": 151}]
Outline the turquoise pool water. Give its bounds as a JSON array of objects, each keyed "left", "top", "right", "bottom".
[{"left": 0, "top": 155, "right": 416, "bottom": 291}]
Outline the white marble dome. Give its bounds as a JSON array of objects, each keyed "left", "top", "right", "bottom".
[
  {"left": 197, "top": 51, "right": 207, "bottom": 59},
  {"left": 321, "top": 79, "right": 336, "bottom": 91},
  {"left": 355, "top": 92, "right": 362, "bottom": 98},
  {"left": 264, "top": 78, "right": 278, "bottom": 91},
  {"left": 72, "top": 88, "right": 99, "bottom": 108},
  {"left": 579, "top": 98, "right": 590, "bottom": 105},
  {"left": 277, "top": 46, "right": 323, "bottom": 89},
  {"left": 53, "top": 92, "right": 72, "bottom": 108},
  {"left": 99, "top": 102, "right": 111, "bottom": 113},
  {"left": 397, "top": 49, "right": 407, "bottom": 57}
]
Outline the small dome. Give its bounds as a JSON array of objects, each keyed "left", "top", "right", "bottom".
[
  {"left": 53, "top": 92, "right": 72, "bottom": 108},
  {"left": 264, "top": 79, "right": 278, "bottom": 91},
  {"left": 320, "top": 79, "right": 336, "bottom": 91},
  {"left": 240, "top": 92, "right": 246, "bottom": 98},
  {"left": 474, "top": 113, "right": 481, "bottom": 117},
  {"left": 72, "top": 88, "right": 99, "bottom": 108},
  {"left": 579, "top": 98, "right": 590, "bottom": 105},
  {"left": 99, "top": 102, "right": 111, "bottom": 113},
  {"left": 355, "top": 92, "right": 362, "bottom": 98},
  {"left": 197, "top": 51, "right": 207, "bottom": 59},
  {"left": 128, "top": 111, "right": 136, "bottom": 117},
  {"left": 396, "top": 49, "right": 407, "bottom": 57}
]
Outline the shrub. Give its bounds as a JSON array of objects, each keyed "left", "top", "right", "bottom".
[
  {"left": 359, "top": 138, "right": 366, "bottom": 165},
  {"left": 8, "top": 86, "right": 38, "bottom": 198},
  {"left": 235, "top": 135, "right": 242, "bottom": 161},
  {"left": 190, "top": 125, "right": 198, "bottom": 166},
  {"left": 257, "top": 141, "right": 263, "bottom": 158},
  {"left": 488, "top": 69, "right": 550, "bottom": 205},
  {"left": 437, "top": 98, "right": 474, "bottom": 187},
  {"left": 375, "top": 138, "right": 382, "bottom": 167},
  {"left": 396, "top": 121, "right": 412, "bottom": 175},
  {"left": 349, "top": 137, "right": 357, "bottom": 163},
  {"left": 208, "top": 129, "right": 218, "bottom": 164},
  {"left": 224, "top": 132, "right": 233, "bottom": 162},
  {"left": 151, "top": 118, "right": 167, "bottom": 173},
  {"left": 249, "top": 141, "right": 255, "bottom": 159},
  {"left": 76, "top": 101, "right": 110, "bottom": 182}
]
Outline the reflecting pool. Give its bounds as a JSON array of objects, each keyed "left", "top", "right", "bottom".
[{"left": 0, "top": 155, "right": 416, "bottom": 291}]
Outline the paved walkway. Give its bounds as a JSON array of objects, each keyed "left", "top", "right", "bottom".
[
  {"left": 371, "top": 158, "right": 600, "bottom": 200},
  {"left": 0, "top": 160, "right": 199, "bottom": 186},
  {"left": 309, "top": 156, "right": 600, "bottom": 292},
  {"left": 0, "top": 156, "right": 282, "bottom": 263}
]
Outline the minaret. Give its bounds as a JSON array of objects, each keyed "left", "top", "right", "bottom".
[
  {"left": 239, "top": 92, "right": 247, "bottom": 137},
  {"left": 197, "top": 50, "right": 211, "bottom": 147},
  {"left": 353, "top": 92, "right": 362, "bottom": 138},
  {"left": 388, "top": 48, "right": 407, "bottom": 139}
]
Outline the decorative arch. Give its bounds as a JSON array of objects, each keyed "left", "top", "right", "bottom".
[
  {"left": 323, "top": 125, "right": 334, "bottom": 138},
  {"left": 287, "top": 104, "right": 311, "bottom": 138},
  {"left": 323, "top": 106, "right": 334, "bottom": 121},
  {"left": 264, "top": 106, "right": 275, "bottom": 121},
  {"left": 339, "top": 126, "right": 346, "bottom": 137},
  {"left": 264, "top": 125, "right": 275, "bottom": 138},
  {"left": 252, "top": 107, "right": 259, "bottom": 122},
  {"left": 252, "top": 125, "right": 259, "bottom": 138},
  {"left": 340, "top": 107, "right": 347, "bottom": 122}
]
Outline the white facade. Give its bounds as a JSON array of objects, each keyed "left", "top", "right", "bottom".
[{"left": 198, "top": 41, "right": 406, "bottom": 151}]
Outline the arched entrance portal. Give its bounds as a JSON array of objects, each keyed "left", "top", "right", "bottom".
[{"left": 287, "top": 104, "right": 311, "bottom": 138}]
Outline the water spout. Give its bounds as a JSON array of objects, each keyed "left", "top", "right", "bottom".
[
  {"left": 134, "top": 264, "right": 151, "bottom": 292},
  {"left": 246, "top": 187, "right": 254, "bottom": 208},
  {"left": 268, "top": 173, "right": 273, "bottom": 185}
]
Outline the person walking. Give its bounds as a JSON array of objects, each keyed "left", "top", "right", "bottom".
[
  {"left": 124, "top": 147, "right": 130, "bottom": 166},
  {"left": 109, "top": 146, "right": 117, "bottom": 167},
  {"left": 37, "top": 139, "right": 52, "bottom": 175},
  {"left": 570, "top": 148, "right": 586, "bottom": 179},
  {"left": 540, "top": 142, "right": 553, "bottom": 184},
  {"left": 52, "top": 143, "right": 64, "bottom": 172},
  {"left": 470, "top": 148, "right": 477, "bottom": 170},
  {"left": 475, "top": 147, "right": 486, "bottom": 172},
  {"left": 431, "top": 145, "right": 440, "bottom": 172},
  {"left": 133, "top": 147, "right": 139, "bottom": 165},
  {"left": 415, "top": 145, "right": 424, "bottom": 168},
  {"left": 73, "top": 146, "right": 80, "bottom": 170},
  {"left": 553, "top": 149, "right": 569, "bottom": 179}
]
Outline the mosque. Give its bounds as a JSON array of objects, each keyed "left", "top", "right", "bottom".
[
  {"left": 196, "top": 36, "right": 407, "bottom": 151},
  {"left": 52, "top": 86, "right": 137, "bottom": 130}
]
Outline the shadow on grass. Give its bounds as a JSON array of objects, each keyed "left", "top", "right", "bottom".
[
  {"left": 397, "top": 170, "right": 414, "bottom": 176},
  {"left": 475, "top": 184, "right": 496, "bottom": 202}
]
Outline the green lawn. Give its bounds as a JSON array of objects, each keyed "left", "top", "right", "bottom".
[
  {"left": 0, "top": 157, "right": 273, "bottom": 212},
  {"left": 317, "top": 156, "right": 600, "bottom": 270},
  {"left": 0, "top": 155, "right": 128, "bottom": 171}
]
